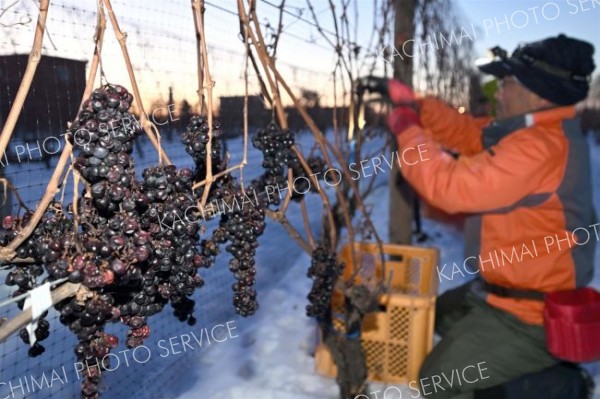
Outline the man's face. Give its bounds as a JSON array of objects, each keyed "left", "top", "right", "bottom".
[{"left": 494, "top": 76, "right": 545, "bottom": 120}]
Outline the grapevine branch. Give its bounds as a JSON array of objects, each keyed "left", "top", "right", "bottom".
[
  {"left": 0, "top": 142, "right": 73, "bottom": 260},
  {"left": 191, "top": 0, "right": 205, "bottom": 114},
  {"left": 192, "top": 164, "right": 246, "bottom": 190},
  {"left": 0, "top": 1, "right": 107, "bottom": 262},
  {"left": 194, "top": 0, "right": 214, "bottom": 206},
  {"left": 0, "top": 0, "right": 49, "bottom": 163},
  {"left": 270, "top": 0, "right": 285, "bottom": 59},
  {"left": 72, "top": 169, "right": 81, "bottom": 241},
  {"left": 247, "top": 50, "right": 273, "bottom": 108},
  {"left": 237, "top": 0, "right": 322, "bottom": 253},
  {"left": 0, "top": 179, "right": 29, "bottom": 211},
  {"left": 246, "top": 3, "right": 357, "bottom": 252},
  {"left": 0, "top": 257, "right": 35, "bottom": 266},
  {"left": 270, "top": 63, "right": 386, "bottom": 272},
  {"left": 103, "top": 0, "right": 171, "bottom": 166},
  {"left": 265, "top": 211, "right": 312, "bottom": 254},
  {"left": 82, "top": 1, "right": 107, "bottom": 106},
  {"left": 58, "top": 164, "right": 74, "bottom": 205},
  {"left": 265, "top": 167, "right": 312, "bottom": 253},
  {"left": 191, "top": 0, "right": 249, "bottom": 205},
  {"left": 332, "top": 69, "right": 342, "bottom": 155},
  {"left": 300, "top": 198, "right": 316, "bottom": 248},
  {"left": 0, "top": 282, "right": 81, "bottom": 344},
  {"left": 240, "top": 4, "right": 251, "bottom": 190},
  {"left": 243, "top": 0, "right": 287, "bottom": 129},
  {"left": 279, "top": 168, "right": 294, "bottom": 214},
  {"left": 238, "top": 0, "right": 333, "bottom": 243}
]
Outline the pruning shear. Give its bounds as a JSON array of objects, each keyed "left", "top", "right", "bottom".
[{"left": 348, "top": 76, "right": 391, "bottom": 163}]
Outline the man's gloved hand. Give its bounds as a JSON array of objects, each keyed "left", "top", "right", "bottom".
[
  {"left": 356, "top": 75, "right": 389, "bottom": 98},
  {"left": 386, "top": 80, "right": 421, "bottom": 136},
  {"left": 387, "top": 106, "right": 421, "bottom": 137},
  {"left": 356, "top": 76, "right": 417, "bottom": 106},
  {"left": 387, "top": 79, "right": 416, "bottom": 106},
  {"left": 357, "top": 76, "right": 421, "bottom": 136}
]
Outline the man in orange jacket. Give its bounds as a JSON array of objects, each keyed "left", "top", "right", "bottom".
[{"left": 377, "top": 34, "right": 596, "bottom": 398}]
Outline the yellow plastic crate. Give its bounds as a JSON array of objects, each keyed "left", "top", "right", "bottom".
[{"left": 315, "top": 242, "right": 439, "bottom": 383}]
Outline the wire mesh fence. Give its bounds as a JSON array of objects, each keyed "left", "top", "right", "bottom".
[{"left": 0, "top": 1, "right": 336, "bottom": 398}]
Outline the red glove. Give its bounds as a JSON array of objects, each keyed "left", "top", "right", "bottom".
[
  {"left": 387, "top": 106, "right": 421, "bottom": 136},
  {"left": 387, "top": 79, "right": 416, "bottom": 106},
  {"left": 386, "top": 79, "right": 421, "bottom": 136}
]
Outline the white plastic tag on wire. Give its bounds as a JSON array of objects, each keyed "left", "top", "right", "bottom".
[{"left": 22, "top": 283, "right": 53, "bottom": 346}]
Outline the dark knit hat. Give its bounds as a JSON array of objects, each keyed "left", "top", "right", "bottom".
[{"left": 477, "top": 34, "right": 595, "bottom": 105}]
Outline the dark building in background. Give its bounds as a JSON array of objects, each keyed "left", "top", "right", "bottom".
[
  {"left": 0, "top": 55, "right": 86, "bottom": 217},
  {"left": 0, "top": 55, "right": 86, "bottom": 143},
  {"left": 218, "top": 95, "right": 270, "bottom": 137},
  {"left": 218, "top": 94, "right": 356, "bottom": 136}
]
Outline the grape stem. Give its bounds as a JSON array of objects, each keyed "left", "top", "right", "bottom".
[
  {"left": 300, "top": 199, "right": 316, "bottom": 249},
  {"left": 0, "top": 178, "right": 29, "bottom": 211},
  {"left": 192, "top": 162, "right": 247, "bottom": 190},
  {"left": 265, "top": 211, "right": 312, "bottom": 254}
]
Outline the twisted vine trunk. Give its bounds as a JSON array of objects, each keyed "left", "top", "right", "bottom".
[{"left": 320, "top": 303, "right": 368, "bottom": 399}]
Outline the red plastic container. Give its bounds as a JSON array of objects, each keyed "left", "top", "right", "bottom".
[{"left": 544, "top": 287, "right": 600, "bottom": 363}]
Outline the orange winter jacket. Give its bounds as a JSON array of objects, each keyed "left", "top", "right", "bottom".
[{"left": 397, "top": 97, "right": 597, "bottom": 325}]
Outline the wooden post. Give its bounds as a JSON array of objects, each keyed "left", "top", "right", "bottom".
[{"left": 389, "top": 0, "right": 418, "bottom": 245}]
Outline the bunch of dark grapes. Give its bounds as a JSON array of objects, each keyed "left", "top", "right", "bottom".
[
  {"left": 250, "top": 122, "right": 295, "bottom": 206},
  {"left": 251, "top": 122, "right": 328, "bottom": 205},
  {"left": 0, "top": 85, "right": 279, "bottom": 398},
  {"left": 2, "top": 202, "right": 72, "bottom": 264},
  {"left": 181, "top": 116, "right": 270, "bottom": 317},
  {"left": 180, "top": 115, "right": 233, "bottom": 274},
  {"left": 2, "top": 203, "right": 73, "bottom": 357},
  {"left": 289, "top": 155, "right": 328, "bottom": 201},
  {"left": 18, "top": 316, "right": 50, "bottom": 357},
  {"left": 68, "top": 327, "right": 119, "bottom": 398},
  {"left": 181, "top": 115, "right": 225, "bottom": 184},
  {"left": 137, "top": 165, "right": 205, "bottom": 324},
  {"left": 306, "top": 244, "right": 345, "bottom": 319},
  {"left": 252, "top": 122, "right": 295, "bottom": 170},
  {"left": 70, "top": 84, "right": 140, "bottom": 215},
  {"left": 180, "top": 114, "right": 272, "bottom": 318},
  {"left": 0, "top": 85, "right": 210, "bottom": 399},
  {"left": 57, "top": 294, "right": 117, "bottom": 382},
  {"left": 209, "top": 180, "right": 266, "bottom": 316}
]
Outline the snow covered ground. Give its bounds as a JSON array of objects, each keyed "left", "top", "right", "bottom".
[
  {"left": 1, "top": 131, "right": 599, "bottom": 398},
  {"left": 160, "top": 134, "right": 600, "bottom": 399}
]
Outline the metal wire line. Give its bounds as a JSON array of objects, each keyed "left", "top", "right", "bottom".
[
  {"left": 258, "top": 0, "right": 338, "bottom": 38},
  {"left": 204, "top": 0, "right": 334, "bottom": 51}
]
